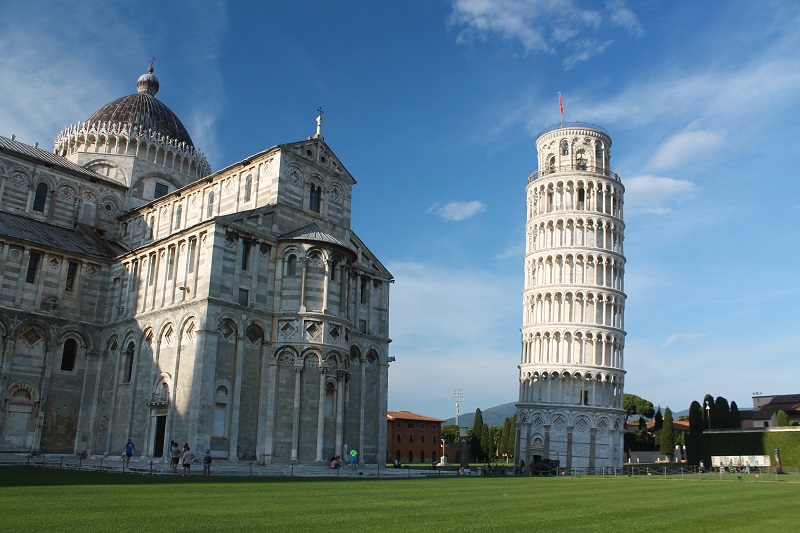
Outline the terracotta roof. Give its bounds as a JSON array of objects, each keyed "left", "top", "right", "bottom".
[{"left": 387, "top": 411, "right": 445, "bottom": 422}]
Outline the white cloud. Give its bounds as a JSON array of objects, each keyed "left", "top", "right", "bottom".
[
  {"left": 660, "top": 333, "right": 711, "bottom": 349},
  {"left": 386, "top": 261, "right": 521, "bottom": 417},
  {"left": 607, "top": 0, "right": 644, "bottom": 37},
  {"left": 449, "top": 0, "right": 642, "bottom": 67},
  {"left": 623, "top": 175, "right": 695, "bottom": 215},
  {"left": 649, "top": 130, "right": 725, "bottom": 170},
  {"left": 0, "top": 0, "right": 228, "bottom": 164},
  {"left": 563, "top": 39, "right": 613, "bottom": 71},
  {"left": 429, "top": 200, "right": 487, "bottom": 221}
]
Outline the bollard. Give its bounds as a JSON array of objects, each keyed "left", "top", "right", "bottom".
[
  {"left": 100, "top": 458, "right": 104, "bottom": 471},
  {"left": 290, "top": 464, "right": 293, "bottom": 477},
  {"left": 79, "top": 457, "right": 82, "bottom": 471},
  {"left": 60, "top": 456, "right": 64, "bottom": 469},
  {"left": 150, "top": 461, "right": 153, "bottom": 476}
]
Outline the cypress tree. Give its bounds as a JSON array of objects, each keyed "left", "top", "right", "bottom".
[
  {"left": 654, "top": 407, "right": 663, "bottom": 431},
  {"left": 660, "top": 407, "right": 675, "bottom": 456},
  {"left": 729, "top": 401, "right": 741, "bottom": 428},
  {"left": 507, "top": 416, "right": 516, "bottom": 461},
  {"left": 481, "top": 424, "right": 491, "bottom": 461},
  {"left": 471, "top": 409, "right": 483, "bottom": 459},
  {"left": 689, "top": 400, "right": 703, "bottom": 433},
  {"left": 715, "top": 396, "right": 730, "bottom": 428},
  {"left": 500, "top": 417, "right": 512, "bottom": 459}
]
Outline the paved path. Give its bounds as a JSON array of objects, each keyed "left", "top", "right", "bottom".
[{"left": 0, "top": 453, "right": 455, "bottom": 478}]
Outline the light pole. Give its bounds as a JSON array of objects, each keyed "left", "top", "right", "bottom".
[
  {"left": 705, "top": 401, "right": 711, "bottom": 429},
  {"left": 451, "top": 389, "right": 463, "bottom": 427}
]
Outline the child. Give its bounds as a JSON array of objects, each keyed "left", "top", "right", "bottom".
[{"left": 203, "top": 449, "right": 212, "bottom": 476}]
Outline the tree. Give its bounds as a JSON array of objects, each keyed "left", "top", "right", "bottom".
[
  {"left": 499, "top": 417, "right": 512, "bottom": 459},
  {"left": 480, "top": 424, "right": 491, "bottom": 461},
  {"left": 471, "top": 409, "right": 483, "bottom": 459},
  {"left": 715, "top": 396, "right": 731, "bottom": 428},
  {"left": 506, "top": 416, "right": 516, "bottom": 462},
  {"left": 776, "top": 410, "right": 789, "bottom": 427},
  {"left": 489, "top": 426, "right": 500, "bottom": 459},
  {"left": 638, "top": 417, "right": 647, "bottom": 432},
  {"left": 660, "top": 407, "right": 675, "bottom": 456},
  {"left": 624, "top": 394, "right": 655, "bottom": 422},
  {"left": 729, "top": 401, "right": 741, "bottom": 428},
  {"left": 441, "top": 424, "right": 459, "bottom": 444},
  {"left": 654, "top": 408, "right": 663, "bottom": 431},
  {"left": 689, "top": 401, "right": 703, "bottom": 434}
]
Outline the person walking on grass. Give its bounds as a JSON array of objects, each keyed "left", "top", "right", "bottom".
[
  {"left": 123, "top": 438, "right": 135, "bottom": 466},
  {"left": 182, "top": 443, "right": 195, "bottom": 476}
]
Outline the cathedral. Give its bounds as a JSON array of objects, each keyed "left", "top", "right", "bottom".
[
  {"left": 0, "top": 67, "right": 393, "bottom": 465},
  {"left": 515, "top": 123, "right": 626, "bottom": 471}
]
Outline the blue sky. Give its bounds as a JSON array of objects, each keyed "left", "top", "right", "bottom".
[{"left": 2, "top": 0, "right": 799, "bottom": 420}]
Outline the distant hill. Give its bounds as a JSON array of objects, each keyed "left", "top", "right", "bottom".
[
  {"left": 444, "top": 403, "right": 690, "bottom": 427},
  {"left": 444, "top": 402, "right": 517, "bottom": 427}
]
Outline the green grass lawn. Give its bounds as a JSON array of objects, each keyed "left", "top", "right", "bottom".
[{"left": 1, "top": 467, "right": 797, "bottom": 532}]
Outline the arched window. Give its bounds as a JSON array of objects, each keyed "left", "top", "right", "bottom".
[
  {"left": 60, "top": 338, "right": 77, "bottom": 372},
  {"left": 396, "top": 433, "right": 401, "bottom": 443},
  {"left": 309, "top": 184, "right": 321, "bottom": 213},
  {"left": 207, "top": 191, "right": 215, "bottom": 218},
  {"left": 174, "top": 205, "right": 183, "bottom": 230},
  {"left": 408, "top": 451, "right": 414, "bottom": 463},
  {"left": 122, "top": 342, "right": 135, "bottom": 383},
  {"left": 32, "top": 183, "right": 48, "bottom": 212},
  {"left": 287, "top": 255, "right": 297, "bottom": 276},
  {"left": 420, "top": 450, "right": 426, "bottom": 463},
  {"left": 409, "top": 434, "right": 413, "bottom": 443},
  {"left": 421, "top": 434, "right": 425, "bottom": 444},
  {"left": 244, "top": 175, "right": 253, "bottom": 203}
]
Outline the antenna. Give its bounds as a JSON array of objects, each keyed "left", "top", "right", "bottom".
[{"left": 451, "top": 388, "right": 463, "bottom": 427}]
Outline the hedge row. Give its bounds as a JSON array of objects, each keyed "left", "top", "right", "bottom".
[{"left": 686, "top": 430, "right": 800, "bottom": 467}]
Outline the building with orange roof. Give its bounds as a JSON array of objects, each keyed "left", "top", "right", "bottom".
[{"left": 387, "top": 411, "right": 445, "bottom": 465}]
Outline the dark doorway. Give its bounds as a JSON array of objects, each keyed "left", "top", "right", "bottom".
[{"left": 154, "top": 416, "right": 167, "bottom": 457}]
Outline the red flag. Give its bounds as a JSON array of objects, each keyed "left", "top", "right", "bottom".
[{"left": 558, "top": 92, "right": 564, "bottom": 115}]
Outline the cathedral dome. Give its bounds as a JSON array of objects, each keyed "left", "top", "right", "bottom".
[{"left": 85, "top": 66, "right": 194, "bottom": 147}]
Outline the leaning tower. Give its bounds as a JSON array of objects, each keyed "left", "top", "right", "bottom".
[{"left": 515, "top": 123, "right": 626, "bottom": 472}]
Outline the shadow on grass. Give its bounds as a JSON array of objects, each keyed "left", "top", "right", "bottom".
[{"left": 0, "top": 466, "right": 392, "bottom": 488}]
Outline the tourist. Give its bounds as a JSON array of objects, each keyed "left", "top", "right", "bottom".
[
  {"left": 517, "top": 459, "right": 525, "bottom": 475},
  {"left": 349, "top": 449, "right": 358, "bottom": 470},
  {"left": 182, "top": 443, "right": 195, "bottom": 476},
  {"left": 330, "top": 455, "right": 341, "bottom": 469},
  {"left": 203, "top": 449, "right": 212, "bottom": 476},
  {"left": 123, "top": 438, "right": 135, "bottom": 465},
  {"left": 171, "top": 441, "right": 182, "bottom": 473}
]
